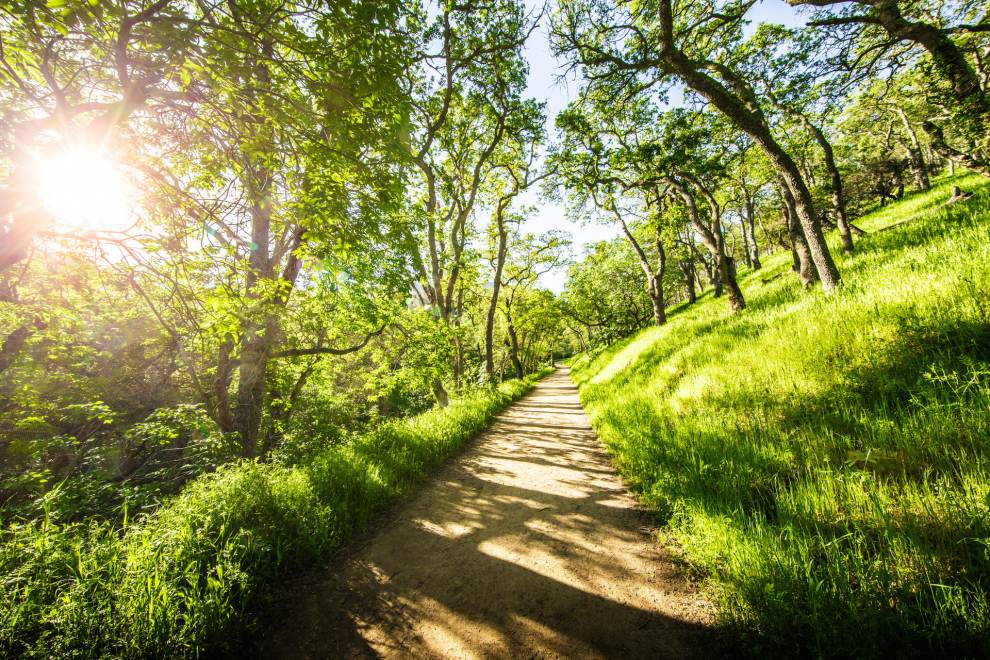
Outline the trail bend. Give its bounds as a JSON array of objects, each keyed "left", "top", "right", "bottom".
[{"left": 259, "top": 367, "right": 714, "bottom": 659}]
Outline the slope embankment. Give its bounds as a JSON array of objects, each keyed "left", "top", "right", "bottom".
[{"left": 570, "top": 173, "right": 990, "bottom": 657}]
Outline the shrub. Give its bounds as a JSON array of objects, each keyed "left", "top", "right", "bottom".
[{"left": 0, "top": 372, "right": 545, "bottom": 657}]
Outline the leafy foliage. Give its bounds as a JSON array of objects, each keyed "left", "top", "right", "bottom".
[{"left": 0, "top": 371, "right": 547, "bottom": 657}]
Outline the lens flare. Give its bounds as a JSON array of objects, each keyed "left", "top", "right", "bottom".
[{"left": 36, "top": 148, "right": 133, "bottom": 232}]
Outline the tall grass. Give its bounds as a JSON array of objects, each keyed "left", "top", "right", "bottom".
[
  {"left": 572, "top": 174, "right": 990, "bottom": 657},
  {"left": 0, "top": 371, "right": 549, "bottom": 657}
]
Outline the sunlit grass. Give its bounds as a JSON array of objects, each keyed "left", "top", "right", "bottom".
[{"left": 573, "top": 173, "right": 990, "bottom": 656}]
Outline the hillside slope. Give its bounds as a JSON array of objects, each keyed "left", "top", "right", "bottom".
[{"left": 571, "top": 173, "right": 990, "bottom": 657}]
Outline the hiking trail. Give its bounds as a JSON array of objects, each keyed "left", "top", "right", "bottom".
[{"left": 259, "top": 367, "right": 714, "bottom": 658}]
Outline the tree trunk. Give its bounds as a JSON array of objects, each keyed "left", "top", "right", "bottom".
[
  {"left": 790, "top": 238, "right": 801, "bottom": 274},
  {"left": 234, "top": 331, "right": 269, "bottom": 457},
  {"left": 648, "top": 278, "right": 666, "bottom": 326},
  {"left": 744, "top": 196, "right": 762, "bottom": 270},
  {"left": 923, "top": 121, "right": 990, "bottom": 178},
  {"left": 213, "top": 336, "right": 235, "bottom": 432},
  {"left": 654, "top": 12, "right": 842, "bottom": 289},
  {"left": 719, "top": 255, "right": 745, "bottom": 311},
  {"left": 232, "top": 41, "right": 279, "bottom": 458},
  {"left": 613, "top": 207, "right": 666, "bottom": 326},
  {"left": 717, "top": 93, "right": 839, "bottom": 286},
  {"left": 669, "top": 176, "right": 743, "bottom": 311},
  {"left": 740, "top": 220, "right": 752, "bottom": 269},
  {"left": 679, "top": 260, "right": 696, "bottom": 303},
  {"left": 808, "top": 121, "right": 853, "bottom": 254},
  {"left": 894, "top": 107, "right": 930, "bottom": 190},
  {"left": 779, "top": 178, "right": 817, "bottom": 288},
  {"left": 649, "top": 227, "right": 667, "bottom": 325},
  {"left": 790, "top": 111, "right": 854, "bottom": 254},
  {"left": 712, "top": 258, "right": 723, "bottom": 297},
  {"left": 507, "top": 323, "right": 523, "bottom": 379},
  {"left": 432, "top": 379, "right": 449, "bottom": 407},
  {"left": 484, "top": 223, "right": 507, "bottom": 380}
]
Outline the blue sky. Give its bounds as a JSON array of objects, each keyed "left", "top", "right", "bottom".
[{"left": 519, "top": 0, "right": 806, "bottom": 291}]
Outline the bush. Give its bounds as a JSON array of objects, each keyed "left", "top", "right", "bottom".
[{"left": 0, "top": 372, "right": 545, "bottom": 657}]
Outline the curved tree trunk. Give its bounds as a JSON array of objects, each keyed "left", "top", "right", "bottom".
[
  {"left": 924, "top": 121, "right": 990, "bottom": 178},
  {"left": 611, "top": 204, "right": 667, "bottom": 326},
  {"left": 654, "top": 3, "right": 841, "bottom": 289},
  {"left": 894, "top": 107, "right": 930, "bottom": 191},
  {"left": 678, "top": 259, "right": 697, "bottom": 303},
  {"left": 836, "top": 0, "right": 990, "bottom": 177},
  {"left": 744, "top": 195, "right": 762, "bottom": 270},
  {"left": 870, "top": 0, "right": 990, "bottom": 126},
  {"left": 668, "top": 176, "right": 744, "bottom": 311},
  {"left": 779, "top": 178, "right": 817, "bottom": 288},
  {"left": 792, "top": 113, "right": 854, "bottom": 254}
]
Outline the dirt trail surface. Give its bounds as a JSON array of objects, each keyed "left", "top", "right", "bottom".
[{"left": 258, "top": 368, "right": 714, "bottom": 659}]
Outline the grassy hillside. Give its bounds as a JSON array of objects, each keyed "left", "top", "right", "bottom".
[{"left": 571, "top": 173, "right": 990, "bottom": 656}]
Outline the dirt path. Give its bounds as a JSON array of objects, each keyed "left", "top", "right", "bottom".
[{"left": 258, "top": 368, "right": 714, "bottom": 658}]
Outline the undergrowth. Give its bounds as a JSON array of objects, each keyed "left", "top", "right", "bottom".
[
  {"left": 571, "top": 174, "right": 990, "bottom": 657},
  {"left": 0, "top": 370, "right": 549, "bottom": 657}
]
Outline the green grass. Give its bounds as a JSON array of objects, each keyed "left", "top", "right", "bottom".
[
  {"left": 0, "top": 369, "right": 550, "bottom": 657},
  {"left": 571, "top": 174, "right": 990, "bottom": 657}
]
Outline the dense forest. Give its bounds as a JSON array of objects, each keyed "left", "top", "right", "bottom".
[{"left": 1, "top": 0, "right": 989, "bottom": 657}]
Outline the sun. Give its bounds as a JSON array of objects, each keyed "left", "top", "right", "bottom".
[{"left": 35, "top": 148, "right": 134, "bottom": 232}]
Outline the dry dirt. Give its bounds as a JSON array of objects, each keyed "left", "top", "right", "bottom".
[{"left": 256, "top": 367, "right": 716, "bottom": 659}]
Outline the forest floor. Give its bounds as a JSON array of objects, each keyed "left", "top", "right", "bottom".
[{"left": 253, "top": 367, "right": 715, "bottom": 659}]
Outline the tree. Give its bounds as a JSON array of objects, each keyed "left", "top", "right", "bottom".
[
  {"left": 483, "top": 107, "right": 548, "bottom": 381},
  {"left": 562, "top": 239, "right": 652, "bottom": 345},
  {"left": 1, "top": 0, "right": 416, "bottom": 457},
  {"left": 724, "top": 142, "right": 773, "bottom": 270},
  {"left": 792, "top": 0, "right": 990, "bottom": 177},
  {"left": 552, "top": 0, "right": 843, "bottom": 290},
  {"left": 499, "top": 231, "right": 568, "bottom": 378},
  {"left": 552, "top": 99, "right": 684, "bottom": 322},
  {"left": 403, "top": 0, "right": 538, "bottom": 403},
  {"left": 742, "top": 24, "right": 857, "bottom": 253}
]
